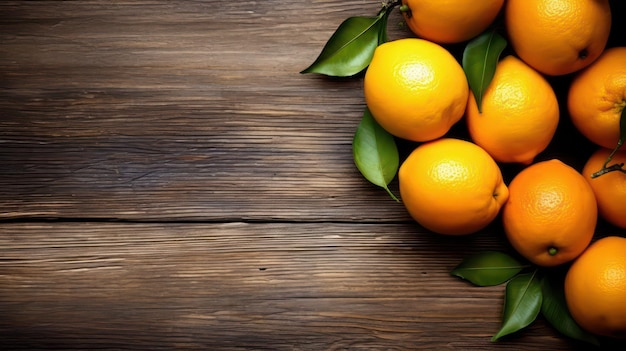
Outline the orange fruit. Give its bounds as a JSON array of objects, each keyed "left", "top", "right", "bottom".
[
  {"left": 568, "top": 46, "right": 626, "bottom": 149},
  {"left": 466, "top": 56, "right": 559, "bottom": 165},
  {"left": 400, "top": 0, "right": 504, "bottom": 44},
  {"left": 363, "top": 38, "right": 468, "bottom": 142},
  {"left": 582, "top": 147, "right": 626, "bottom": 229},
  {"left": 505, "top": 0, "right": 612, "bottom": 76},
  {"left": 565, "top": 236, "right": 626, "bottom": 339},
  {"left": 398, "top": 138, "right": 509, "bottom": 235},
  {"left": 502, "top": 159, "right": 597, "bottom": 267}
]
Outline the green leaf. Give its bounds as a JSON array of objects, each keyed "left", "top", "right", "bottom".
[
  {"left": 300, "top": 11, "right": 389, "bottom": 77},
  {"left": 352, "top": 108, "right": 399, "bottom": 201},
  {"left": 541, "top": 274, "right": 600, "bottom": 346},
  {"left": 377, "top": 6, "right": 390, "bottom": 45},
  {"left": 492, "top": 270, "right": 542, "bottom": 341},
  {"left": 451, "top": 251, "right": 527, "bottom": 287},
  {"left": 462, "top": 29, "right": 507, "bottom": 113}
]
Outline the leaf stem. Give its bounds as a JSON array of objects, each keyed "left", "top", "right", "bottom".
[
  {"left": 591, "top": 107, "right": 625, "bottom": 178},
  {"left": 384, "top": 186, "right": 400, "bottom": 202},
  {"left": 591, "top": 139, "right": 625, "bottom": 178},
  {"left": 379, "top": 0, "right": 403, "bottom": 15},
  {"left": 591, "top": 161, "right": 626, "bottom": 178},
  {"left": 602, "top": 139, "right": 623, "bottom": 169}
]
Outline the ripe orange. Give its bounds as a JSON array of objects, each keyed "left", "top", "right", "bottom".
[
  {"left": 363, "top": 38, "right": 468, "bottom": 142},
  {"left": 502, "top": 159, "right": 597, "bottom": 267},
  {"left": 568, "top": 46, "right": 626, "bottom": 149},
  {"left": 505, "top": 0, "right": 612, "bottom": 76},
  {"left": 582, "top": 148, "right": 626, "bottom": 229},
  {"left": 400, "top": 0, "right": 504, "bottom": 44},
  {"left": 565, "top": 236, "right": 626, "bottom": 339},
  {"left": 466, "top": 56, "right": 559, "bottom": 165},
  {"left": 398, "top": 138, "right": 508, "bottom": 235}
]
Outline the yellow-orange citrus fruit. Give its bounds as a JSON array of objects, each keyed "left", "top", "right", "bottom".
[
  {"left": 400, "top": 0, "right": 504, "bottom": 44},
  {"left": 364, "top": 38, "right": 468, "bottom": 142},
  {"left": 398, "top": 138, "right": 509, "bottom": 235},
  {"left": 565, "top": 236, "right": 626, "bottom": 339},
  {"left": 505, "top": 0, "right": 612, "bottom": 76},
  {"left": 502, "top": 159, "right": 597, "bottom": 266},
  {"left": 568, "top": 46, "right": 626, "bottom": 149},
  {"left": 582, "top": 148, "right": 626, "bottom": 229},
  {"left": 466, "top": 56, "right": 559, "bottom": 165}
]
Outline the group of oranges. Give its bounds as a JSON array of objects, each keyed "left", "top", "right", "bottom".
[{"left": 362, "top": 0, "right": 625, "bottom": 340}]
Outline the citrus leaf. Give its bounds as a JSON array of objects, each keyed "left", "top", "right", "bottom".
[
  {"left": 300, "top": 12, "right": 388, "bottom": 77},
  {"left": 462, "top": 29, "right": 507, "bottom": 113},
  {"left": 541, "top": 274, "right": 600, "bottom": 346},
  {"left": 451, "top": 251, "right": 527, "bottom": 287},
  {"left": 352, "top": 108, "right": 399, "bottom": 201},
  {"left": 377, "top": 4, "right": 391, "bottom": 45},
  {"left": 492, "top": 270, "right": 542, "bottom": 341}
]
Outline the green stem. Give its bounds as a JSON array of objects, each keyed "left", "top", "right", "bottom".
[
  {"left": 591, "top": 138, "right": 625, "bottom": 178},
  {"left": 379, "top": 0, "right": 403, "bottom": 15},
  {"left": 602, "top": 138, "right": 623, "bottom": 168},
  {"left": 591, "top": 161, "right": 626, "bottom": 178}
]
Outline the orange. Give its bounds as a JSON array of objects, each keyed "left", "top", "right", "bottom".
[
  {"left": 582, "top": 148, "right": 626, "bottom": 229},
  {"left": 363, "top": 38, "right": 468, "bottom": 142},
  {"left": 565, "top": 236, "right": 626, "bottom": 339},
  {"left": 505, "top": 0, "right": 612, "bottom": 76},
  {"left": 398, "top": 138, "right": 508, "bottom": 235},
  {"left": 400, "top": 0, "right": 504, "bottom": 44},
  {"left": 502, "top": 159, "right": 597, "bottom": 267},
  {"left": 466, "top": 56, "right": 559, "bottom": 165},
  {"left": 568, "top": 46, "right": 626, "bottom": 149}
]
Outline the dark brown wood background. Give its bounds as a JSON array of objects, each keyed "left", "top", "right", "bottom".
[{"left": 1, "top": 1, "right": 625, "bottom": 350}]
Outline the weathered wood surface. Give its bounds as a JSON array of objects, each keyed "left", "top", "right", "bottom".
[
  {"left": 0, "top": 0, "right": 410, "bottom": 222},
  {"left": 0, "top": 222, "right": 588, "bottom": 350},
  {"left": 1, "top": 1, "right": 625, "bottom": 350}
]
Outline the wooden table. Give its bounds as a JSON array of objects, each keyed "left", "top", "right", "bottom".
[{"left": 1, "top": 1, "right": 624, "bottom": 350}]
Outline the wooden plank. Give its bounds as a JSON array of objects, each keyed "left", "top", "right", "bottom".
[
  {"left": 1, "top": 1, "right": 625, "bottom": 221},
  {"left": 0, "top": 1, "right": 413, "bottom": 221},
  {"left": 0, "top": 222, "right": 589, "bottom": 350},
  {"left": 1, "top": 2, "right": 625, "bottom": 350}
]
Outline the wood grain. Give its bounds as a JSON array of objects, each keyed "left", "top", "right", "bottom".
[
  {"left": 0, "top": 0, "right": 413, "bottom": 221},
  {"left": 1, "top": 1, "right": 626, "bottom": 350},
  {"left": 1, "top": 1, "right": 624, "bottom": 221},
  {"left": 0, "top": 222, "right": 586, "bottom": 350}
]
